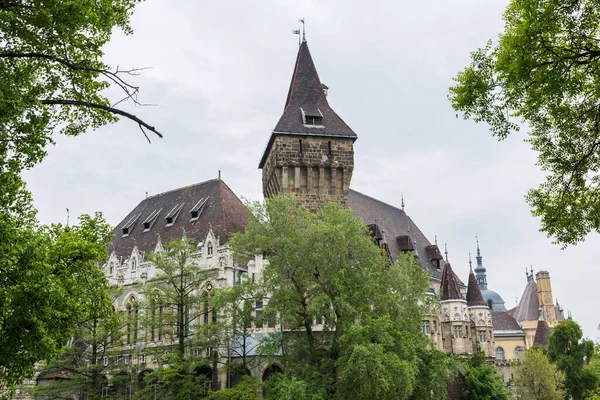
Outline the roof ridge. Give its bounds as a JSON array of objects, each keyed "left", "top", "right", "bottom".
[{"left": 145, "top": 179, "right": 220, "bottom": 200}]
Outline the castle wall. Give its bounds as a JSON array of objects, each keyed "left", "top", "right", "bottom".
[{"left": 262, "top": 136, "right": 354, "bottom": 209}]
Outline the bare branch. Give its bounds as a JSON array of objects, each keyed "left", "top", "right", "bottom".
[{"left": 40, "top": 99, "right": 163, "bottom": 139}]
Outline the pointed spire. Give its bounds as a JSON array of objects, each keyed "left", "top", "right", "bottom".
[
  {"left": 444, "top": 243, "right": 448, "bottom": 262},
  {"left": 533, "top": 317, "right": 551, "bottom": 348},
  {"left": 467, "top": 269, "right": 486, "bottom": 307},
  {"left": 469, "top": 253, "right": 473, "bottom": 272},
  {"left": 441, "top": 262, "right": 464, "bottom": 301},
  {"left": 401, "top": 195, "right": 405, "bottom": 211},
  {"left": 474, "top": 235, "right": 487, "bottom": 290}
]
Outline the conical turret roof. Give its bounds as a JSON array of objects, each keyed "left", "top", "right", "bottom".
[
  {"left": 533, "top": 318, "right": 552, "bottom": 348},
  {"left": 441, "top": 263, "right": 464, "bottom": 301},
  {"left": 466, "top": 271, "right": 486, "bottom": 307}
]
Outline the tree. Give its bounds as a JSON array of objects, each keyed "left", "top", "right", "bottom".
[
  {"left": 450, "top": 0, "right": 600, "bottom": 245},
  {"left": 33, "top": 286, "right": 127, "bottom": 400},
  {"left": 0, "top": 212, "right": 113, "bottom": 392},
  {"left": 0, "top": 0, "right": 161, "bottom": 179},
  {"left": 514, "top": 347, "right": 565, "bottom": 400},
  {"left": 547, "top": 319, "right": 597, "bottom": 400},
  {"left": 229, "top": 195, "right": 455, "bottom": 400},
  {"left": 459, "top": 351, "right": 509, "bottom": 400}
]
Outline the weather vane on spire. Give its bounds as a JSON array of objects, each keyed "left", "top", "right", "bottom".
[{"left": 299, "top": 18, "right": 306, "bottom": 42}]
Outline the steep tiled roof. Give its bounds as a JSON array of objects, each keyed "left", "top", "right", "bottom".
[
  {"left": 441, "top": 263, "right": 464, "bottom": 301},
  {"left": 533, "top": 319, "right": 552, "bottom": 348},
  {"left": 259, "top": 41, "right": 357, "bottom": 168},
  {"left": 110, "top": 180, "right": 248, "bottom": 257},
  {"left": 466, "top": 271, "right": 486, "bottom": 307},
  {"left": 513, "top": 279, "right": 539, "bottom": 322},
  {"left": 348, "top": 189, "right": 447, "bottom": 280},
  {"left": 491, "top": 311, "right": 524, "bottom": 333}
]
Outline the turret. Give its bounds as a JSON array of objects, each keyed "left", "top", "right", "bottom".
[
  {"left": 440, "top": 262, "right": 470, "bottom": 354},
  {"left": 259, "top": 40, "right": 357, "bottom": 210},
  {"left": 466, "top": 255, "right": 494, "bottom": 357}
]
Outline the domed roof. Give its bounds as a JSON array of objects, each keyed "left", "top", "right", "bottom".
[{"left": 480, "top": 288, "right": 507, "bottom": 311}]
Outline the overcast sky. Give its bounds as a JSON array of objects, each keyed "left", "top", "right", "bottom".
[{"left": 22, "top": 0, "right": 599, "bottom": 339}]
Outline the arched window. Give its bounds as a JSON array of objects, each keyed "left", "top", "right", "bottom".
[
  {"left": 487, "top": 300, "right": 493, "bottom": 310},
  {"left": 131, "top": 258, "right": 137, "bottom": 272},
  {"left": 207, "top": 243, "right": 213, "bottom": 256},
  {"left": 496, "top": 347, "right": 505, "bottom": 360},
  {"left": 109, "top": 262, "right": 114, "bottom": 275},
  {"left": 514, "top": 346, "right": 523, "bottom": 360},
  {"left": 126, "top": 299, "right": 139, "bottom": 344}
]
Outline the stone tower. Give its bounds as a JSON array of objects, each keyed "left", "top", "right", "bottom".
[
  {"left": 466, "top": 266, "right": 494, "bottom": 357},
  {"left": 259, "top": 39, "right": 357, "bottom": 209},
  {"left": 440, "top": 262, "right": 471, "bottom": 354},
  {"left": 536, "top": 271, "right": 557, "bottom": 325}
]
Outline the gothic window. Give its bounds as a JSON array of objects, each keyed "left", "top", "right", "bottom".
[
  {"left": 433, "top": 320, "right": 438, "bottom": 333},
  {"left": 126, "top": 300, "right": 139, "bottom": 344},
  {"left": 479, "top": 331, "right": 486, "bottom": 342},
  {"left": 422, "top": 320, "right": 430, "bottom": 334},
  {"left": 453, "top": 325, "right": 462, "bottom": 338},
  {"left": 207, "top": 243, "right": 213, "bottom": 256},
  {"left": 255, "top": 299, "right": 264, "bottom": 328},
  {"left": 158, "top": 306, "right": 163, "bottom": 342},
  {"left": 131, "top": 258, "right": 137, "bottom": 272},
  {"left": 514, "top": 346, "right": 523, "bottom": 360},
  {"left": 109, "top": 263, "right": 114, "bottom": 275},
  {"left": 495, "top": 347, "right": 505, "bottom": 360},
  {"left": 150, "top": 302, "right": 156, "bottom": 342}
]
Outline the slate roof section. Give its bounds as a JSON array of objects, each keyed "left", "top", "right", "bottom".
[
  {"left": 259, "top": 41, "right": 357, "bottom": 168},
  {"left": 110, "top": 179, "right": 248, "bottom": 257},
  {"left": 348, "top": 189, "right": 449, "bottom": 280},
  {"left": 441, "top": 263, "right": 464, "bottom": 301},
  {"left": 533, "top": 319, "right": 552, "bottom": 348},
  {"left": 513, "top": 279, "right": 540, "bottom": 322},
  {"left": 466, "top": 271, "right": 486, "bottom": 307},
  {"left": 491, "top": 311, "right": 524, "bottom": 333}
]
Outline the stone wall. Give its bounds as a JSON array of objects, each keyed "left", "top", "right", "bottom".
[{"left": 262, "top": 135, "right": 354, "bottom": 209}]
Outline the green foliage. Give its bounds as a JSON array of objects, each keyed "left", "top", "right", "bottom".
[
  {"left": 264, "top": 375, "right": 326, "bottom": 400},
  {"left": 34, "top": 285, "right": 127, "bottom": 400},
  {"left": 514, "top": 347, "right": 565, "bottom": 400},
  {"left": 459, "top": 351, "right": 509, "bottom": 400},
  {"left": 0, "top": 212, "right": 113, "bottom": 391},
  {"left": 0, "top": 0, "right": 158, "bottom": 178},
  {"left": 205, "top": 375, "right": 262, "bottom": 400},
  {"left": 547, "top": 320, "right": 597, "bottom": 399},
  {"left": 144, "top": 238, "right": 213, "bottom": 356},
  {"left": 450, "top": 0, "right": 600, "bottom": 245},
  {"left": 229, "top": 195, "right": 453, "bottom": 399}
]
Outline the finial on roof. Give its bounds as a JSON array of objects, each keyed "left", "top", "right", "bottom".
[
  {"left": 434, "top": 235, "right": 438, "bottom": 246},
  {"left": 299, "top": 18, "right": 306, "bottom": 43},
  {"left": 65, "top": 208, "right": 70, "bottom": 227},
  {"left": 293, "top": 27, "right": 301, "bottom": 45},
  {"left": 218, "top": 170, "right": 221, "bottom": 181},
  {"left": 476, "top": 234, "right": 481, "bottom": 257},
  {"left": 146, "top": 191, "right": 148, "bottom": 199},
  {"left": 381, "top": 229, "right": 387, "bottom": 244},
  {"left": 530, "top": 265, "right": 534, "bottom": 276},
  {"left": 469, "top": 252, "right": 472, "bottom": 272},
  {"left": 401, "top": 195, "right": 405, "bottom": 211},
  {"left": 444, "top": 243, "right": 448, "bottom": 262}
]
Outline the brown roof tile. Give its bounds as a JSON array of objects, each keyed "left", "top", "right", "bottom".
[
  {"left": 491, "top": 311, "right": 523, "bottom": 332},
  {"left": 466, "top": 271, "right": 486, "bottom": 307},
  {"left": 441, "top": 263, "right": 464, "bottom": 301},
  {"left": 348, "top": 189, "right": 452, "bottom": 281},
  {"left": 110, "top": 179, "right": 247, "bottom": 257},
  {"left": 533, "top": 319, "right": 552, "bottom": 348}
]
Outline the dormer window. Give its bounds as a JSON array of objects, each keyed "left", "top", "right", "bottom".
[
  {"left": 190, "top": 197, "right": 209, "bottom": 221},
  {"left": 165, "top": 203, "right": 185, "bottom": 226},
  {"left": 300, "top": 107, "right": 324, "bottom": 128},
  {"left": 142, "top": 208, "right": 162, "bottom": 232},
  {"left": 121, "top": 213, "right": 141, "bottom": 237}
]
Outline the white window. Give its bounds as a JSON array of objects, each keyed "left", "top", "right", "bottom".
[
  {"left": 103, "top": 356, "right": 108, "bottom": 366},
  {"left": 453, "top": 325, "right": 462, "bottom": 339},
  {"left": 422, "top": 320, "right": 430, "bottom": 334},
  {"left": 496, "top": 347, "right": 505, "bottom": 360}
]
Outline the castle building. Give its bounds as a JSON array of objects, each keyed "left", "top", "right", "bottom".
[{"left": 26, "top": 37, "right": 570, "bottom": 398}]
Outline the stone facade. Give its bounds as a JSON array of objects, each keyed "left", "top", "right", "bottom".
[{"left": 262, "top": 135, "right": 354, "bottom": 209}]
